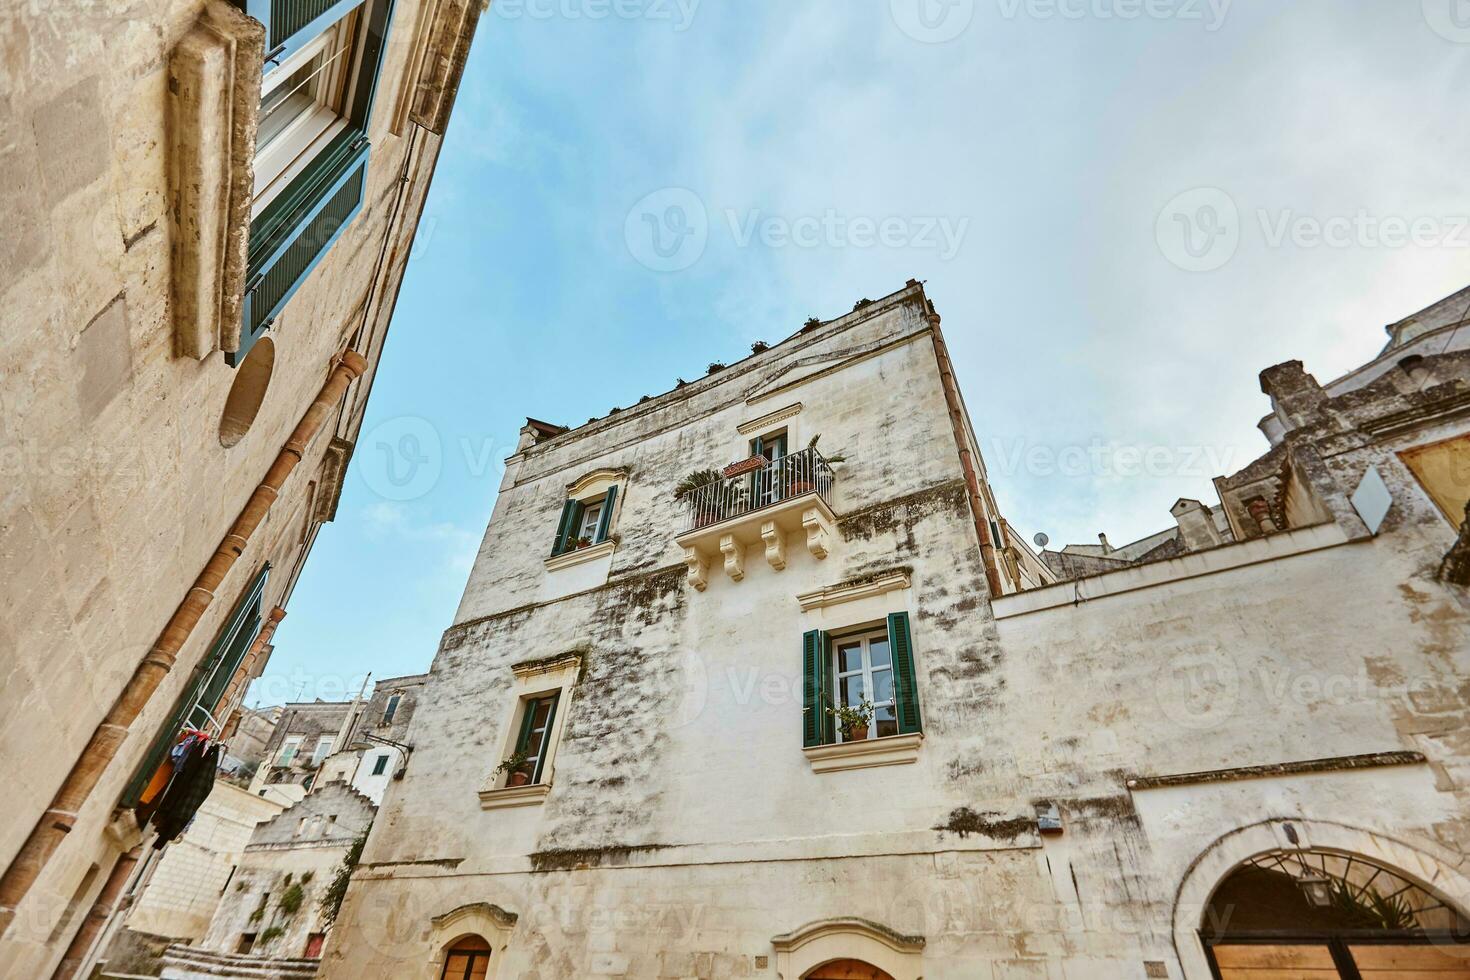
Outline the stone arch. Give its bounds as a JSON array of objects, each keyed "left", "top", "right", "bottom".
[
  {"left": 1171, "top": 817, "right": 1470, "bottom": 979},
  {"left": 771, "top": 917, "right": 924, "bottom": 980},
  {"left": 423, "top": 903, "right": 517, "bottom": 980}
]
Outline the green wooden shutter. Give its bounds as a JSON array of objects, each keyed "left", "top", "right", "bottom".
[
  {"left": 888, "top": 612, "right": 923, "bottom": 735},
  {"left": 551, "top": 499, "right": 580, "bottom": 556},
  {"left": 802, "top": 629, "right": 832, "bottom": 747},
  {"left": 235, "top": 129, "right": 370, "bottom": 367},
  {"left": 594, "top": 486, "right": 618, "bottom": 543},
  {"left": 531, "top": 694, "right": 558, "bottom": 783},
  {"left": 120, "top": 566, "right": 271, "bottom": 807},
  {"left": 246, "top": 0, "right": 364, "bottom": 65}
]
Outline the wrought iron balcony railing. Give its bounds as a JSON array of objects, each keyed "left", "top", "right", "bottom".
[{"left": 680, "top": 447, "right": 836, "bottom": 533}]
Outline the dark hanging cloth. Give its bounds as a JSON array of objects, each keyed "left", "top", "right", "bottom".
[{"left": 151, "top": 742, "right": 220, "bottom": 849}]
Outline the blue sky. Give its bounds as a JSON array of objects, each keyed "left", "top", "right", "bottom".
[{"left": 249, "top": 0, "right": 1470, "bottom": 704}]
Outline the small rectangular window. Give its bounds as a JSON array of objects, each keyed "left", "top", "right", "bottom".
[
  {"left": 832, "top": 629, "right": 898, "bottom": 742},
  {"left": 381, "top": 694, "right": 401, "bottom": 726},
  {"left": 310, "top": 736, "right": 334, "bottom": 766},
  {"left": 371, "top": 754, "right": 389, "bottom": 776},
  {"left": 515, "top": 694, "right": 559, "bottom": 784},
  {"left": 803, "top": 613, "right": 921, "bottom": 748},
  {"left": 277, "top": 736, "right": 303, "bottom": 766}
]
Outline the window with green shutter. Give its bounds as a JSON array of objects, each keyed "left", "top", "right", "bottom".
[
  {"left": 514, "top": 694, "right": 559, "bottom": 784},
  {"left": 802, "top": 614, "right": 922, "bottom": 748},
  {"left": 230, "top": 0, "right": 396, "bottom": 368},
  {"left": 120, "top": 565, "right": 271, "bottom": 807},
  {"left": 550, "top": 486, "right": 620, "bottom": 557}
]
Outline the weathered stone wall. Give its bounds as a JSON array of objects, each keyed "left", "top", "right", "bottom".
[
  {"left": 321, "top": 287, "right": 1470, "bottom": 979},
  {"left": 0, "top": 0, "right": 453, "bottom": 971}
]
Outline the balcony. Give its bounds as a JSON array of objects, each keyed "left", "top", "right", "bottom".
[{"left": 675, "top": 447, "right": 838, "bottom": 591}]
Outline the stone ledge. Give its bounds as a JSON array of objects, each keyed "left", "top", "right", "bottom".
[
  {"left": 797, "top": 571, "right": 911, "bottom": 611},
  {"left": 803, "top": 733, "right": 923, "bottom": 773},
  {"left": 543, "top": 539, "right": 614, "bottom": 573},
  {"left": 1127, "top": 750, "right": 1427, "bottom": 790},
  {"left": 478, "top": 782, "right": 551, "bottom": 810}
]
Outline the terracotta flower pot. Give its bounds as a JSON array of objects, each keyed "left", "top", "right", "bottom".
[
  {"left": 507, "top": 771, "right": 530, "bottom": 787},
  {"left": 789, "top": 480, "right": 815, "bottom": 495},
  {"left": 845, "top": 725, "right": 869, "bottom": 742}
]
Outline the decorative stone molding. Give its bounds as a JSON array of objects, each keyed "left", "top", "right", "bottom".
[
  {"left": 721, "top": 534, "right": 745, "bottom": 581},
  {"left": 802, "top": 733, "right": 923, "bottom": 774},
  {"left": 737, "top": 402, "right": 802, "bottom": 435},
  {"left": 543, "top": 539, "right": 615, "bottom": 573},
  {"left": 676, "top": 495, "right": 837, "bottom": 587},
  {"left": 406, "top": 0, "right": 485, "bottom": 135},
  {"left": 431, "top": 902, "right": 519, "bottom": 931},
  {"left": 797, "top": 571, "right": 911, "bottom": 612},
  {"left": 761, "top": 520, "right": 786, "bottom": 570},
  {"left": 313, "top": 436, "right": 355, "bottom": 523},
  {"left": 803, "top": 507, "right": 831, "bottom": 560},
  {"left": 772, "top": 916, "right": 925, "bottom": 980},
  {"left": 684, "top": 548, "right": 709, "bottom": 592},
  {"left": 478, "top": 782, "right": 551, "bottom": 810},
  {"left": 168, "top": 0, "right": 263, "bottom": 360},
  {"left": 565, "top": 467, "right": 629, "bottom": 499},
  {"left": 509, "top": 652, "right": 582, "bottom": 679}
]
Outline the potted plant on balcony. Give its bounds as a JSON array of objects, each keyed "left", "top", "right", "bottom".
[
  {"left": 675, "top": 468, "right": 740, "bottom": 527},
  {"left": 494, "top": 750, "right": 532, "bottom": 787},
  {"left": 790, "top": 435, "right": 847, "bottom": 495},
  {"left": 827, "top": 699, "right": 874, "bottom": 742}
]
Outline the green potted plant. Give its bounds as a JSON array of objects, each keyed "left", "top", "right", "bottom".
[
  {"left": 791, "top": 435, "right": 846, "bottom": 494},
  {"left": 494, "top": 750, "right": 532, "bottom": 787},
  {"left": 827, "top": 699, "right": 875, "bottom": 742},
  {"left": 675, "top": 469, "right": 740, "bottom": 526}
]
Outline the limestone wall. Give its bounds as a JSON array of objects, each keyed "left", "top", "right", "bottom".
[{"left": 0, "top": 0, "right": 454, "bottom": 971}]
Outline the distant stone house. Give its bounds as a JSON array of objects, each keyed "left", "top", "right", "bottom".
[{"left": 157, "top": 780, "right": 375, "bottom": 978}]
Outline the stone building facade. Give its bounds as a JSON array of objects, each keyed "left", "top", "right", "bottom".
[
  {"left": 0, "top": 0, "right": 483, "bottom": 974},
  {"left": 318, "top": 281, "right": 1470, "bottom": 979}
]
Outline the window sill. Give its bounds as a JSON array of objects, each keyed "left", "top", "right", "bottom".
[
  {"left": 478, "top": 782, "right": 551, "bottom": 810},
  {"left": 803, "top": 733, "right": 923, "bottom": 774},
  {"left": 544, "top": 540, "right": 615, "bottom": 572}
]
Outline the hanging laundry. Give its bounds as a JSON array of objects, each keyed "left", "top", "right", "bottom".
[{"left": 151, "top": 742, "right": 220, "bottom": 848}]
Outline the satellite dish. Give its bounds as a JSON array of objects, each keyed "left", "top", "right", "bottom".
[{"left": 1033, "top": 532, "right": 1050, "bottom": 550}]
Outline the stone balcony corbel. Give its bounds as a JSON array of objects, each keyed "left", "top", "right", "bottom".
[{"left": 675, "top": 491, "right": 837, "bottom": 587}]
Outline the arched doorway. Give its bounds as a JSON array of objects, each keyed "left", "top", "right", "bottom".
[
  {"left": 1202, "top": 849, "right": 1470, "bottom": 978},
  {"left": 804, "top": 960, "right": 896, "bottom": 980},
  {"left": 439, "top": 935, "right": 492, "bottom": 980}
]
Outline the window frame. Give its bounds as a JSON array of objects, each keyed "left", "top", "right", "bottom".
[
  {"left": 803, "top": 611, "right": 922, "bottom": 751},
  {"left": 479, "top": 654, "right": 581, "bottom": 808},
  {"left": 513, "top": 694, "right": 559, "bottom": 785},
  {"left": 253, "top": 8, "right": 363, "bottom": 214},
  {"left": 382, "top": 693, "right": 402, "bottom": 725},
  {"left": 310, "top": 735, "right": 335, "bottom": 766},
  {"left": 370, "top": 753, "right": 390, "bottom": 776},
  {"left": 277, "top": 735, "right": 304, "bottom": 767},
  {"left": 548, "top": 473, "right": 624, "bottom": 559},
  {"left": 831, "top": 627, "right": 897, "bottom": 743}
]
